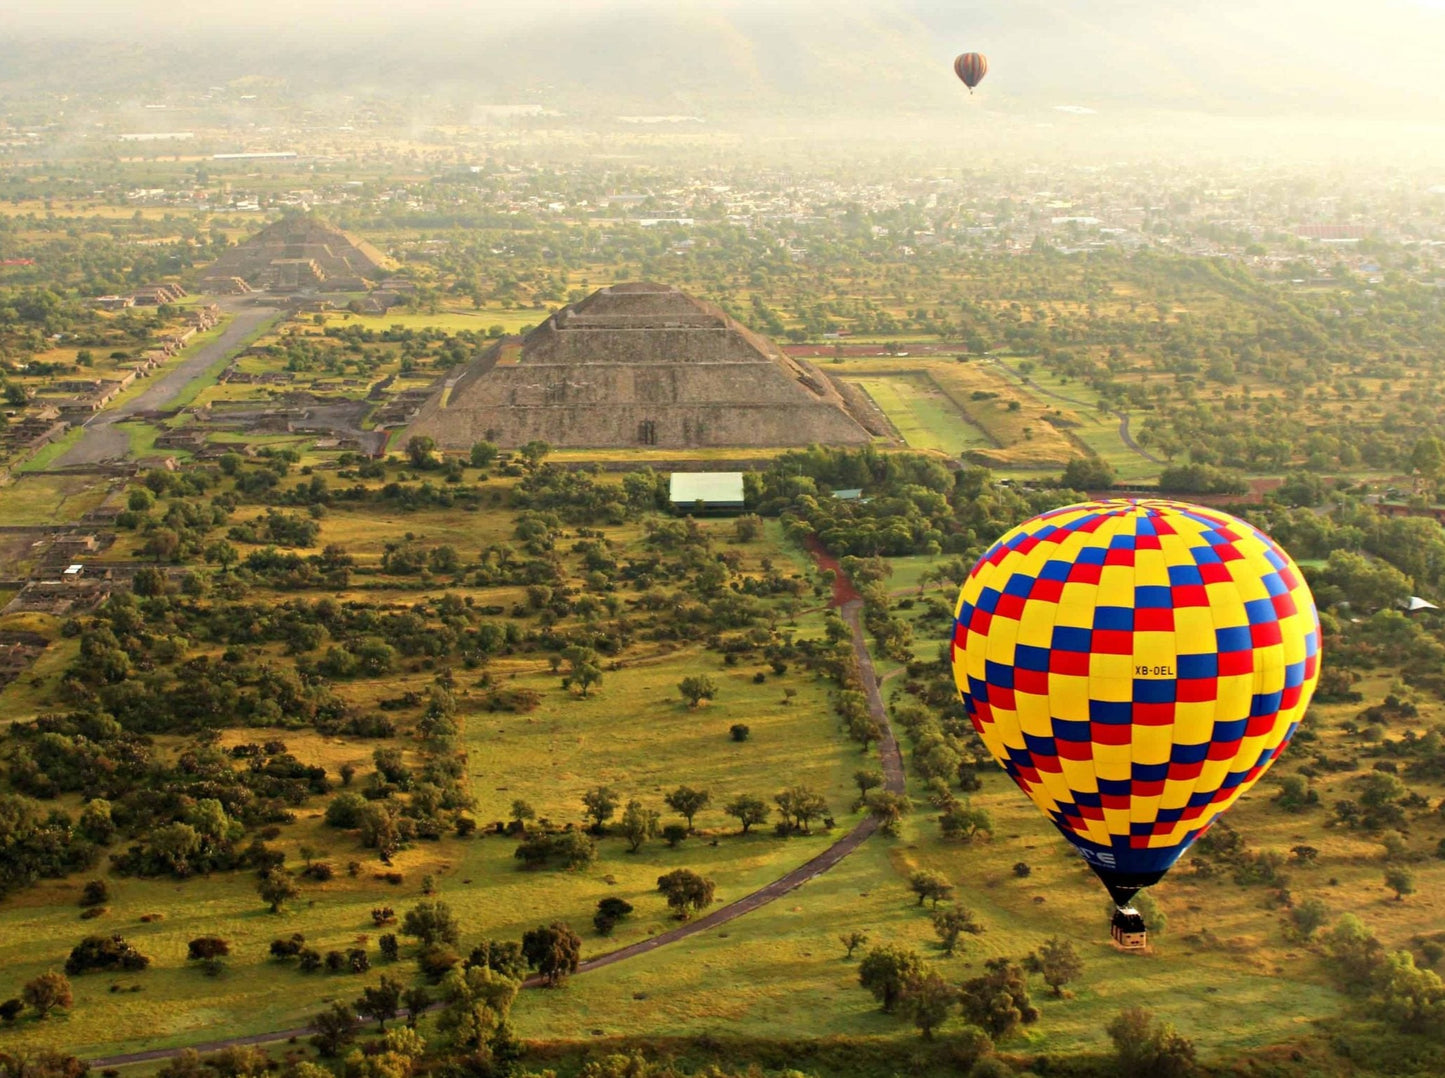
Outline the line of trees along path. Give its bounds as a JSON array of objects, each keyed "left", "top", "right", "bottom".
[{"left": 86, "top": 584, "right": 905, "bottom": 1067}]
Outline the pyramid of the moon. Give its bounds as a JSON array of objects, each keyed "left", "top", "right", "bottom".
[
  {"left": 405, "top": 282, "right": 873, "bottom": 449},
  {"left": 200, "top": 216, "right": 396, "bottom": 292}
]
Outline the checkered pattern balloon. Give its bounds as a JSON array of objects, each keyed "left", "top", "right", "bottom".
[{"left": 950, "top": 499, "right": 1320, "bottom": 900}]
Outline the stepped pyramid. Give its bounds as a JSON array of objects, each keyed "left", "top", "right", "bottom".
[
  {"left": 405, "top": 282, "right": 873, "bottom": 449},
  {"left": 200, "top": 215, "right": 396, "bottom": 292}
]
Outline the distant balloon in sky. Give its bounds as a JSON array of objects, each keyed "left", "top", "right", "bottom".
[
  {"left": 954, "top": 52, "right": 988, "bottom": 93},
  {"left": 949, "top": 500, "right": 1320, "bottom": 914}
]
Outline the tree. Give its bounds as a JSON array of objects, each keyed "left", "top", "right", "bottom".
[
  {"left": 519, "top": 440, "right": 551, "bottom": 467},
  {"left": 594, "top": 898, "right": 635, "bottom": 936},
  {"left": 938, "top": 801, "right": 992, "bottom": 842},
  {"left": 186, "top": 936, "right": 230, "bottom": 976},
  {"left": 909, "top": 869, "right": 953, "bottom": 908},
  {"left": 521, "top": 923, "right": 582, "bottom": 987},
  {"left": 839, "top": 930, "right": 869, "bottom": 959},
  {"left": 406, "top": 436, "right": 437, "bottom": 469},
  {"left": 582, "top": 786, "right": 620, "bottom": 834},
  {"left": 21, "top": 973, "right": 72, "bottom": 1019},
  {"left": 901, "top": 969, "right": 956, "bottom": 1039},
  {"left": 0, "top": 998, "right": 22, "bottom": 1024},
  {"left": 858, "top": 945, "right": 925, "bottom": 1013},
  {"left": 437, "top": 963, "right": 519, "bottom": 1053},
  {"left": 1290, "top": 897, "right": 1329, "bottom": 940},
  {"left": 1027, "top": 937, "right": 1083, "bottom": 996},
  {"left": 309, "top": 1001, "right": 359, "bottom": 1057},
  {"left": 724, "top": 794, "right": 768, "bottom": 834},
  {"left": 665, "top": 786, "right": 710, "bottom": 831},
  {"left": 656, "top": 869, "right": 716, "bottom": 919},
  {"left": 1061, "top": 456, "right": 1116, "bottom": 490},
  {"left": 959, "top": 958, "right": 1039, "bottom": 1040},
  {"left": 854, "top": 768, "right": 883, "bottom": 803},
  {"left": 357, "top": 975, "right": 405, "bottom": 1031},
  {"left": 1373, "top": 951, "right": 1445, "bottom": 1035},
  {"left": 1107, "top": 1006, "right": 1197, "bottom": 1078},
  {"left": 619, "top": 800, "right": 660, "bottom": 854},
  {"left": 775, "top": 786, "right": 829, "bottom": 833},
  {"left": 866, "top": 791, "right": 910, "bottom": 836},
  {"left": 932, "top": 907, "right": 982, "bottom": 955},
  {"left": 572, "top": 663, "right": 603, "bottom": 697},
  {"left": 509, "top": 799, "right": 536, "bottom": 832},
  {"left": 1385, "top": 866, "right": 1415, "bottom": 901},
  {"left": 402, "top": 901, "right": 460, "bottom": 947},
  {"left": 256, "top": 869, "right": 299, "bottom": 913},
  {"left": 469, "top": 441, "right": 499, "bottom": 468},
  {"left": 678, "top": 675, "right": 717, "bottom": 708},
  {"left": 402, "top": 986, "right": 431, "bottom": 1029}
]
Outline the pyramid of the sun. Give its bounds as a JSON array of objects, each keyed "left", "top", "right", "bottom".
[
  {"left": 200, "top": 216, "right": 396, "bottom": 292},
  {"left": 405, "top": 283, "right": 873, "bottom": 449}
]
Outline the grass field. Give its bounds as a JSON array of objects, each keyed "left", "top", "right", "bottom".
[
  {"left": 0, "top": 472, "right": 117, "bottom": 524},
  {"left": 842, "top": 375, "right": 994, "bottom": 456}
]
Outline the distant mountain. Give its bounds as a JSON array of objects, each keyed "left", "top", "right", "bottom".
[{"left": 0, "top": 0, "right": 1440, "bottom": 122}]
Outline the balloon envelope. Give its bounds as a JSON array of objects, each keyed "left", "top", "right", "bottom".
[
  {"left": 954, "top": 52, "right": 988, "bottom": 90},
  {"left": 949, "top": 500, "right": 1320, "bottom": 906}
]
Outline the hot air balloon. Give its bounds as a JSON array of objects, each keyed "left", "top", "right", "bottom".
[
  {"left": 954, "top": 52, "right": 988, "bottom": 93},
  {"left": 949, "top": 499, "right": 1319, "bottom": 938}
]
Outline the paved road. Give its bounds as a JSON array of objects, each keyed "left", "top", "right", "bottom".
[
  {"left": 52, "top": 301, "right": 277, "bottom": 468},
  {"left": 985, "top": 357, "right": 1161, "bottom": 465},
  {"left": 86, "top": 582, "right": 907, "bottom": 1067}
]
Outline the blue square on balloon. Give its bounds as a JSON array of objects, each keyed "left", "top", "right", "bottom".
[
  {"left": 1177, "top": 653, "right": 1218, "bottom": 678},
  {"left": 1212, "top": 717, "right": 1248, "bottom": 742},
  {"left": 1132, "top": 762, "right": 1169, "bottom": 783},
  {"left": 1215, "top": 626, "right": 1251, "bottom": 652},
  {"left": 1135, "top": 585, "right": 1172, "bottom": 608},
  {"left": 1250, "top": 690, "right": 1283, "bottom": 716},
  {"left": 1052, "top": 626, "right": 1092, "bottom": 652},
  {"left": 1039, "top": 559, "right": 1072, "bottom": 582},
  {"left": 1075, "top": 546, "right": 1108, "bottom": 566},
  {"left": 1089, "top": 699, "right": 1132, "bottom": 724},
  {"left": 1134, "top": 679, "right": 1175, "bottom": 703},
  {"left": 985, "top": 661, "right": 1014, "bottom": 689},
  {"left": 1099, "top": 778, "right": 1131, "bottom": 796},
  {"left": 976, "top": 587, "right": 1001, "bottom": 613},
  {"left": 1283, "top": 660, "right": 1306, "bottom": 688},
  {"left": 1171, "top": 742, "right": 1210, "bottom": 764},
  {"left": 1191, "top": 545, "right": 1222, "bottom": 565},
  {"left": 1262, "top": 572, "right": 1288, "bottom": 597},
  {"left": 1168, "top": 564, "right": 1204, "bottom": 587},
  {"left": 1093, "top": 606, "right": 1133, "bottom": 631},
  {"left": 1108, "top": 533, "right": 1137, "bottom": 550},
  {"left": 1004, "top": 574, "right": 1035, "bottom": 598},
  {"left": 1074, "top": 791, "right": 1103, "bottom": 808},
  {"left": 1244, "top": 598, "right": 1276, "bottom": 625},
  {"left": 1016, "top": 644, "right": 1051, "bottom": 672},
  {"left": 1053, "top": 719, "right": 1090, "bottom": 743}
]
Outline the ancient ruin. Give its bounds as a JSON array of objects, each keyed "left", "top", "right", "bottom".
[
  {"left": 405, "top": 282, "right": 873, "bottom": 449},
  {"left": 199, "top": 216, "right": 395, "bottom": 293}
]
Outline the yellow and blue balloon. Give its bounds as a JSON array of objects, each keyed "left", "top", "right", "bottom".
[{"left": 949, "top": 499, "right": 1320, "bottom": 908}]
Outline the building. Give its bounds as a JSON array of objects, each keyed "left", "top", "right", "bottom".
[
  {"left": 669, "top": 472, "right": 746, "bottom": 514},
  {"left": 405, "top": 282, "right": 873, "bottom": 449}
]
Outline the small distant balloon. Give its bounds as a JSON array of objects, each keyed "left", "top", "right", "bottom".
[{"left": 954, "top": 52, "right": 988, "bottom": 93}]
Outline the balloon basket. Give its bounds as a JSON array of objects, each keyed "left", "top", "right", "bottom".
[{"left": 1110, "top": 907, "right": 1148, "bottom": 951}]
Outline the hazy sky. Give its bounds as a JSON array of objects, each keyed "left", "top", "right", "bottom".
[{"left": 1, "top": 0, "right": 1441, "bottom": 127}]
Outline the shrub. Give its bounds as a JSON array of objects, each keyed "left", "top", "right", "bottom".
[
  {"left": 65, "top": 935, "right": 150, "bottom": 975},
  {"left": 79, "top": 880, "right": 111, "bottom": 907}
]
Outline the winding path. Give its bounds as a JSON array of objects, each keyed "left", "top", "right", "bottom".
[
  {"left": 984, "top": 356, "right": 1161, "bottom": 465},
  {"left": 87, "top": 589, "right": 905, "bottom": 1067}
]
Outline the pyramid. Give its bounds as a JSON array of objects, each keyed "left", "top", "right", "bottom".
[
  {"left": 405, "top": 283, "right": 873, "bottom": 449},
  {"left": 199, "top": 215, "right": 396, "bottom": 292}
]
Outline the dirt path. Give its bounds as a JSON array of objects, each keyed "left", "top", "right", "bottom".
[
  {"left": 52, "top": 301, "right": 278, "bottom": 468},
  {"left": 86, "top": 568, "right": 906, "bottom": 1068}
]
